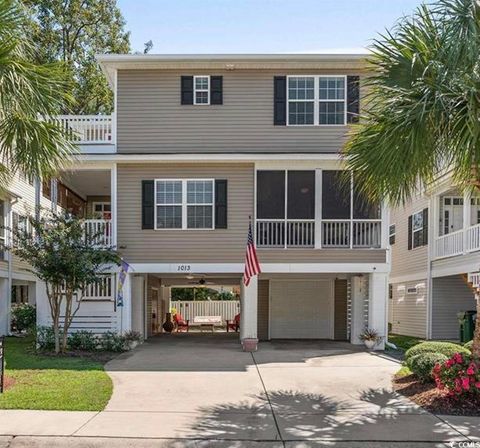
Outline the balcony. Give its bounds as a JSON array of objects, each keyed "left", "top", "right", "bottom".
[
  {"left": 256, "top": 219, "right": 382, "bottom": 249},
  {"left": 433, "top": 191, "right": 480, "bottom": 259},
  {"left": 83, "top": 219, "right": 112, "bottom": 248},
  {"left": 54, "top": 115, "right": 115, "bottom": 152},
  {"left": 434, "top": 223, "right": 480, "bottom": 259}
]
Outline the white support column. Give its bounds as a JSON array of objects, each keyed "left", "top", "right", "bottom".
[
  {"left": 463, "top": 190, "right": 472, "bottom": 253},
  {"left": 110, "top": 164, "right": 117, "bottom": 248},
  {"left": 240, "top": 276, "right": 258, "bottom": 351},
  {"left": 35, "top": 281, "right": 50, "bottom": 328},
  {"left": 350, "top": 275, "right": 368, "bottom": 345},
  {"left": 120, "top": 272, "right": 134, "bottom": 335},
  {"left": 0, "top": 278, "right": 9, "bottom": 335},
  {"left": 381, "top": 201, "right": 389, "bottom": 250},
  {"left": 368, "top": 271, "right": 388, "bottom": 350},
  {"left": 315, "top": 169, "right": 322, "bottom": 249},
  {"left": 28, "top": 282, "right": 36, "bottom": 306}
]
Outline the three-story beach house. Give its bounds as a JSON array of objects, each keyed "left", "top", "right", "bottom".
[{"left": 0, "top": 54, "right": 391, "bottom": 350}]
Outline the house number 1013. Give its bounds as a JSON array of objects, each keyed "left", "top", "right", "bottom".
[{"left": 176, "top": 264, "right": 191, "bottom": 272}]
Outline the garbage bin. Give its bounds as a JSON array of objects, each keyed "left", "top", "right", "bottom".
[{"left": 458, "top": 310, "right": 477, "bottom": 343}]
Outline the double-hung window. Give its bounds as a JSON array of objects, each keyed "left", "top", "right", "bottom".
[
  {"left": 287, "top": 76, "right": 346, "bottom": 126},
  {"left": 412, "top": 210, "right": 424, "bottom": 248},
  {"left": 155, "top": 179, "right": 214, "bottom": 230},
  {"left": 194, "top": 76, "right": 210, "bottom": 105},
  {"left": 389, "top": 224, "right": 396, "bottom": 245}
]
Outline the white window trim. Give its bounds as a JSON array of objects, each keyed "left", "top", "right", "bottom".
[
  {"left": 412, "top": 209, "right": 424, "bottom": 249},
  {"left": 154, "top": 178, "right": 215, "bottom": 230},
  {"left": 193, "top": 75, "right": 210, "bottom": 106},
  {"left": 389, "top": 223, "right": 396, "bottom": 244},
  {"left": 286, "top": 75, "right": 347, "bottom": 127}
]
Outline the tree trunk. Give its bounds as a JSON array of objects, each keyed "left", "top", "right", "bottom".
[
  {"left": 53, "top": 309, "right": 60, "bottom": 354},
  {"left": 61, "top": 292, "right": 72, "bottom": 353},
  {"left": 473, "top": 293, "right": 480, "bottom": 359}
]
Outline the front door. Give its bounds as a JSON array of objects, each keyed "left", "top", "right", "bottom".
[
  {"left": 270, "top": 280, "right": 333, "bottom": 339},
  {"left": 92, "top": 202, "right": 111, "bottom": 220},
  {"left": 443, "top": 197, "right": 463, "bottom": 234}
]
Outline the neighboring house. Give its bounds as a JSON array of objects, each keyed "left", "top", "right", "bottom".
[
  {"left": 389, "top": 175, "right": 479, "bottom": 340},
  {"left": 1, "top": 54, "right": 391, "bottom": 350}
]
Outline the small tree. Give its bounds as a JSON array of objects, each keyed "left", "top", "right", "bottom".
[{"left": 11, "top": 212, "right": 120, "bottom": 353}]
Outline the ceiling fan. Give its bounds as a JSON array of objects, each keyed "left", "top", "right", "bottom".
[{"left": 186, "top": 277, "right": 215, "bottom": 286}]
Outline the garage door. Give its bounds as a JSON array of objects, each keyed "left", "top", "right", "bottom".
[{"left": 270, "top": 280, "right": 333, "bottom": 339}]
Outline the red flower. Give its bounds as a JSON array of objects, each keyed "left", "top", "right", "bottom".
[{"left": 462, "top": 377, "right": 470, "bottom": 390}]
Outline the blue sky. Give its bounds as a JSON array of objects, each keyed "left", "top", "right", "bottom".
[{"left": 117, "top": 0, "right": 425, "bottom": 54}]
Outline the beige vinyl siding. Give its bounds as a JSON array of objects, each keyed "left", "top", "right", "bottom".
[
  {"left": 431, "top": 275, "right": 476, "bottom": 340},
  {"left": 257, "top": 279, "right": 269, "bottom": 340},
  {"left": 118, "top": 163, "right": 253, "bottom": 263},
  {"left": 390, "top": 195, "right": 430, "bottom": 279},
  {"left": 117, "top": 69, "right": 360, "bottom": 154},
  {"left": 334, "top": 279, "right": 348, "bottom": 340},
  {"left": 117, "top": 163, "right": 386, "bottom": 265},
  {"left": 390, "top": 279, "right": 428, "bottom": 338}
]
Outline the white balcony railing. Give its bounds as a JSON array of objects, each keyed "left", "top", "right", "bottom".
[
  {"left": 434, "top": 229, "right": 464, "bottom": 259},
  {"left": 54, "top": 115, "right": 113, "bottom": 144},
  {"left": 322, "top": 220, "right": 382, "bottom": 248},
  {"left": 83, "top": 219, "right": 112, "bottom": 247},
  {"left": 467, "top": 223, "right": 480, "bottom": 253},
  {"left": 256, "top": 219, "right": 381, "bottom": 249},
  {"left": 256, "top": 219, "right": 315, "bottom": 248}
]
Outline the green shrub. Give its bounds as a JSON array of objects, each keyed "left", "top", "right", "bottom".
[
  {"left": 407, "top": 352, "right": 448, "bottom": 382},
  {"left": 405, "top": 341, "right": 471, "bottom": 360},
  {"left": 99, "top": 331, "right": 126, "bottom": 352},
  {"left": 11, "top": 304, "right": 36, "bottom": 333},
  {"left": 464, "top": 340, "right": 473, "bottom": 350},
  {"left": 68, "top": 331, "right": 98, "bottom": 352},
  {"left": 36, "top": 326, "right": 59, "bottom": 351}
]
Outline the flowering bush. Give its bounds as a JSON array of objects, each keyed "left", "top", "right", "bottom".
[{"left": 433, "top": 353, "right": 480, "bottom": 396}]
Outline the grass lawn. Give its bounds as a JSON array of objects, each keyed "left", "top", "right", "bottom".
[
  {"left": 0, "top": 336, "right": 113, "bottom": 411},
  {"left": 388, "top": 334, "right": 424, "bottom": 352}
]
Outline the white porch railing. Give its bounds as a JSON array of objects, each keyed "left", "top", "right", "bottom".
[
  {"left": 468, "top": 272, "right": 480, "bottom": 289},
  {"left": 83, "top": 219, "right": 112, "bottom": 247},
  {"left": 434, "top": 229, "right": 464, "bottom": 259},
  {"left": 54, "top": 115, "right": 113, "bottom": 144},
  {"left": 322, "top": 220, "right": 382, "bottom": 248},
  {"left": 467, "top": 223, "right": 480, "bottom": 253},
  {"left": 83, "top": 274, "right": 115, "bottom": 301},
  {"left": 171, "top": 300, "right": 240, "bottom": 322},
  {"left": 256, "top": 219, "right": 381, "bottom": 248},
  {"left": 256, "top": 219, "right": 315, "bottom": 248}
]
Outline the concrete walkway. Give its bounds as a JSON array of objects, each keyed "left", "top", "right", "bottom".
[{"left": 0, "top": 333, "right": 479, "bottom": 447}]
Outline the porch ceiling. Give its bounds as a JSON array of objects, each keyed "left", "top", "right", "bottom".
[{"left": 61, "top": 170, "right": 111, "bottom": 197}]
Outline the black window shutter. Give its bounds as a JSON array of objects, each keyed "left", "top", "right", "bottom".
[
  {"left": 142, "top": 180, "right": 155, "bottom": 229},
  {"left": 347, "top": 76, "right": 360, "bottom": 124},
  {"left": 422, "top": 208, "right": 429, "bottom": 246},
  {"left": 407, "top": 215, "right": 413, "bottom": 250},
  {"left": 210, "top": 76, "right": 223, "bottom": 105},
  {"left": 181, "top": 76, "right": 194, "bottom": 105},
  {"left": 215, "top": 179, "right": 228, "bottom": 229},
  {"left": 274, "top": 76, "right": 287, "bottom": 125}
]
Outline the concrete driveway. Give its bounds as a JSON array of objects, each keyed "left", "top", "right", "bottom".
[
  {"left": 0, "top": 333, "right": 479, "bottom": 447},
  {"left": 84, "top": 334, "right": 479, "bottom": 444}
]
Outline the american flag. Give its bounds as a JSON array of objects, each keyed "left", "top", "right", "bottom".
[{"left": 243, "top": 221, "right": 261, "bottom": 286}]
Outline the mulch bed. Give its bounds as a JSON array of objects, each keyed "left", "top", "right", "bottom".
[
  {"left": 393, "top": 373, "right": 480, "bottom": 416},
  {"left": 2, "top": 376, "right": 15, "bottom": 391},
  {"left": 38, "top": 350, "right": 119, "bottom": 364}
]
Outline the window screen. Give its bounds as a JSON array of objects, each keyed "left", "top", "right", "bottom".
[
  {"left": 257, "top": 171, "right": 285, "bottom": 219},
  {"left": 322, "top": 171, "right": 350, "bottom": 219},
  {"left": 287, "top": 171, "right": 315, "bottom": 219}
]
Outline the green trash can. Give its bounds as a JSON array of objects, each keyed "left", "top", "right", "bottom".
[{"left": 458, "top": 310, "right": 477, "bottom": 343}]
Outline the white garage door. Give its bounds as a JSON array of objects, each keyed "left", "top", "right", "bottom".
[{"left": 270, "top": 280, "right": 333, "bottom": 339}]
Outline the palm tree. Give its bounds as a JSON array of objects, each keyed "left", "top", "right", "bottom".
[
  {"left": 343, "top": 0, "right": 480, "bottom": 357},
  {"left": 0, "top": 0, "right": 74, "bottom": 188}
]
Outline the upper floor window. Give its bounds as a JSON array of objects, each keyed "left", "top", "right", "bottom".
[
  {"left": 389, "top": 224, "right": 396, "bottom": 245},
  {"left": 155, "top": 179, "right": 214, "bottom": 230},
  {"left": 287, "top": 76, "right": 346, "bottom": 126},
  {"left": 408, "top": 209, "right": 428, "bottom": 249},
  {"left": 194, "top": 76, "right": 210, "bottom": 105}
]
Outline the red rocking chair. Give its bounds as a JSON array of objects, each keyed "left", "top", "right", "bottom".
[
  {"left": 174, "top": 313, "right": 190, "bottom": 332},
  {"left": 226, "top": 313, "right": 240, "bottom": 332}
]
